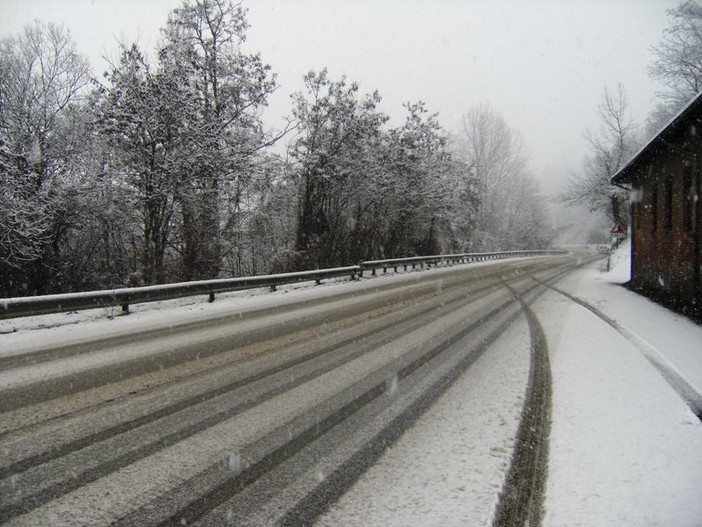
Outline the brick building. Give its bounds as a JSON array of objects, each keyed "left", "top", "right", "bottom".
[{"left": 611, "top": 92, "right": 702, "bottom": 319}]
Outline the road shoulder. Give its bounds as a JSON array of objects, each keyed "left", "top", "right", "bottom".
[{"left": 533, "top": 282, "right": 702, "bottom": 527}]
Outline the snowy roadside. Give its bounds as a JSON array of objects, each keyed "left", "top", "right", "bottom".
[
  {"left": 538, "top": 239, "right": 702, "bottom": 526},
  {"left": 556, "top": 238, "right": 702, "bottom": 398},
  {"left": 0, "top": 274, "right": 355, "bottom": 355}
]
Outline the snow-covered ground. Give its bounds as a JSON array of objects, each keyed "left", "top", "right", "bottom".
[
  {"left": 2, "top": 246, "right": 701, "bottom": 525},
  {"left": 537, "top": 239, "right": 702, "bottom": 527},
  {"left": 317, "top": 240, "right": 702, "bottom": 526},
  {"left": 316, "top": 310, "right": 533, "bottom": 526}
]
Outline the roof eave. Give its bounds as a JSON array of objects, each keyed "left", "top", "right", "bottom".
[{"left": 611, "top": 91, "right": 702, "bottom": 185}]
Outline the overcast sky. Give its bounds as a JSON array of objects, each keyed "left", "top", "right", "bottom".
[{"left": 0, "top": 0, "right": 680, "bottom": 194}]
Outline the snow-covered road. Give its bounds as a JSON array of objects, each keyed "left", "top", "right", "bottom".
[
  {"left": 1, "top": 250, "right": 701, "bottom": 526},
  {"left": 319, "top": 249, "right": 702, "bottom": 527}
]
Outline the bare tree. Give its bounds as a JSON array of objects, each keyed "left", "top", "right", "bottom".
[
  {"left": 457, "top": 103, "right": 550, "bottom": 250},
  {"left": 96, "top": 44, "right": 186, "bottom": 285},
  {"left": 161, "top": 0, "right": 278, "bottom": 280},
  {"left": 646, "top": 1, "right": 702, "bottom": 136},
  {"left": 650, "top": 1, "right": 702, "bottom": 106},
  {"left": 0, "top": 21, "right": 91, "bottom": 295},
  {"left": 562, "top": 84, "right": 638, "bottom": 222},
  {"left": 290, "top": 69, "right": 389, "bottom": 269}
]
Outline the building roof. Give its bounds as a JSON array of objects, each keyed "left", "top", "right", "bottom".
[{"left": 611, "top": 90, "right": 702, "bottom": 185}]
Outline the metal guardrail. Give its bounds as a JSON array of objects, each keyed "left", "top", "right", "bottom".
[
  {"left": 359, "top": 250, "right": 567, "bottom": 276},
  {"left": 0, "top": 266, "right": 361, "bottom": 320},
  {"left": 0, "top": 250, "right": 567, "bottom": 320}
]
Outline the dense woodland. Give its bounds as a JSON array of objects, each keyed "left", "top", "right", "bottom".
[{"left": 1, "top": 0, "right": 698, "bottom": 297}]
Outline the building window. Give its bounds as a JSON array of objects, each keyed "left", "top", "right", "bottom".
[
  {"left": 651, "top": 182, "right": 658, "bottom": 234},
  {"left": 684, "top": 167, "right": 693, "bottom": 232},
  {"left": 665, "top": 178, "right": 673, "bottom": 232}
]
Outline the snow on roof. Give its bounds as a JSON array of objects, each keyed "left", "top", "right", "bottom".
[{"left": 611, "top": 90, "right": 702, "bottom": 185}]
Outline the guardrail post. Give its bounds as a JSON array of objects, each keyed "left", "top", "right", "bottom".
[
  {"left": 208, "top": 292, "right": 215, "bottom": 303},
  {"left": 117, "top": 290, "right": 129, "bottom": 314}
]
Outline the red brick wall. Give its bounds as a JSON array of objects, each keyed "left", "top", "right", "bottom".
[{"left": 629, "top": 127, "right": 701, "bottom": 313}]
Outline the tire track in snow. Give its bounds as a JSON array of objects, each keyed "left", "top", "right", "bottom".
[
  {"left": 1, "top": 257, "right": 582, "bottom": 525},
  {"left": 118, "top": 285, "right": 532, "bottom": 527},
  {"left": 535, "top": 279, "right": 702, "bottom": 420},
  {"left": 0, "top": 261, "right": 553, "bottom": 415},
  {"left": 0, "top": 271, "right": 548, "bottom": 523},
  {"left": 0, "top": 280, "right": 517, "bottom": 521},
  {"left": 492, "top": 284, "right": 552, "bottom": 527}
]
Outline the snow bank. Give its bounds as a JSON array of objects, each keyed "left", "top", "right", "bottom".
[
  {"left": 605, "top": 237, "right": 631, "bottom": 284},
  {"left": 562, "top": 241, "right": 702, "bottom": 403}
]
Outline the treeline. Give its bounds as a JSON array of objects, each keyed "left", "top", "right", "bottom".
[{"left": 0, "top": 0, "right": 553, "bottom": 298}]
